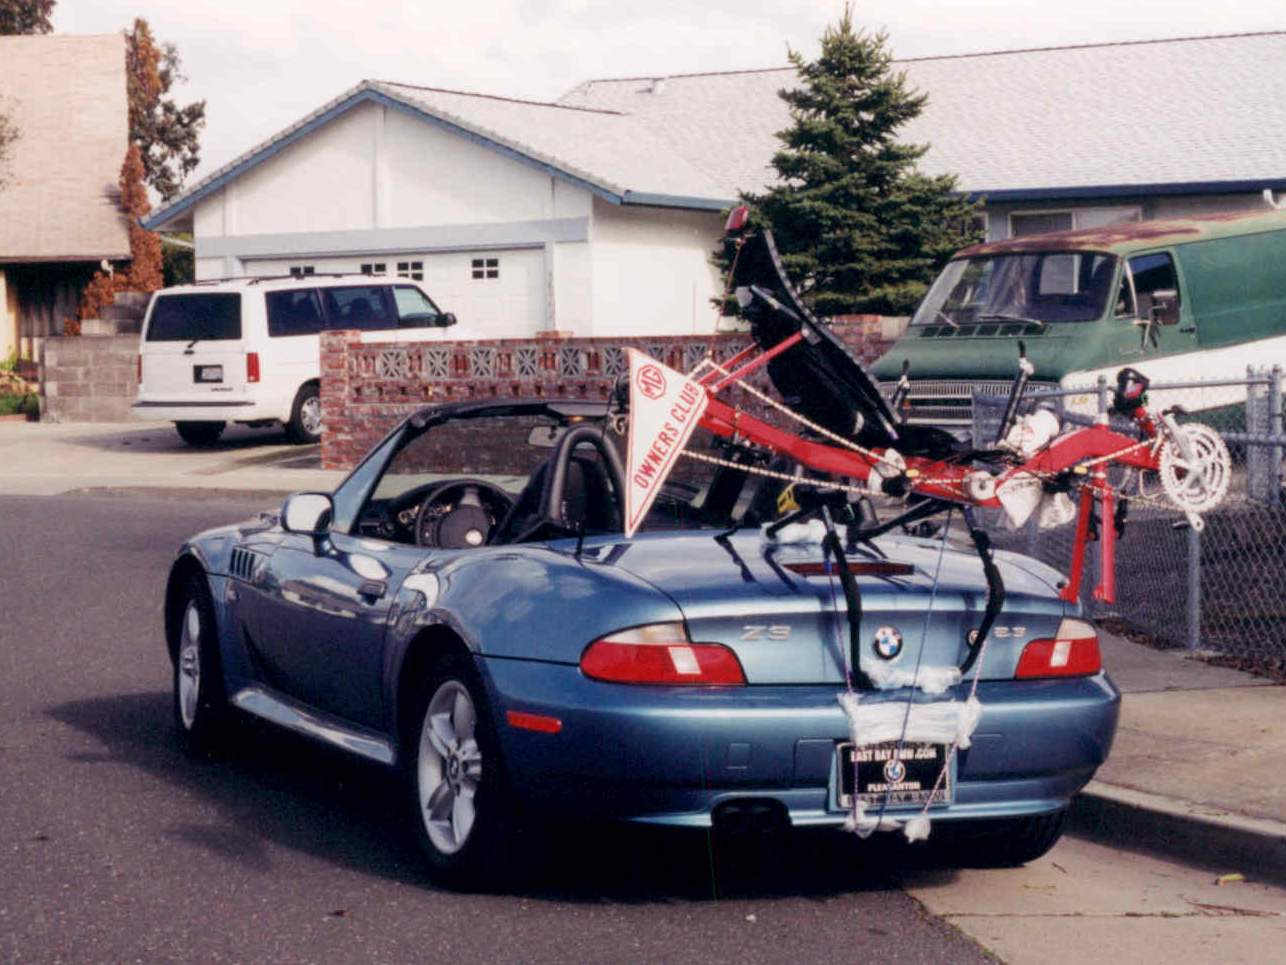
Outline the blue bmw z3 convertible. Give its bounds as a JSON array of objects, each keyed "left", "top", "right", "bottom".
[
  {"left": 164, "top": 227, "right": 1118, "bottom": 886},
  {"left": 164, "top": 392, "right": 1119, "bottom": 885}
]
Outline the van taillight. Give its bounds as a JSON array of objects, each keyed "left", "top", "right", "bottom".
[
  {"left": 136, "top": 354, "right": 142, "bottom": 384},
  {"left": 246, "top": 352, "right": 260, "bottom": 383},
  {"left": 1015, "top": 618, "right": 1102, "bottom": 679}
]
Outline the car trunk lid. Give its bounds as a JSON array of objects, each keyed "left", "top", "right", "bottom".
[{"left": 599, "top": 530, "right": 1067, "bottom": 686}]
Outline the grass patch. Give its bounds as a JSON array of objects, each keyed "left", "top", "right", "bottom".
[{"left": 0, "top": 393, "right": 35, "bottom": 416}]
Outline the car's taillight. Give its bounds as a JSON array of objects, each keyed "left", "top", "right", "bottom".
[
  {"left": 136, "top": 354, "right": 142, "bottom": 384},
  {"left": 1015, "top": 618, "right": 1102, "bottom": 679},
  {"left": 580, "top": 622, "right": 746, "bottom": 686},
  {"left": 246, "top": 352, "right": 260, "bottom": 383}
]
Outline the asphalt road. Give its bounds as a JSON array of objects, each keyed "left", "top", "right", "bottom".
[{"left": 0, "top": 492, "right": 989, "bottom": 964}]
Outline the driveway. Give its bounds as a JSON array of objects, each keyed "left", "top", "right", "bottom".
[{"left": 0, "top": 420, "right": 345, "bottom": 496}]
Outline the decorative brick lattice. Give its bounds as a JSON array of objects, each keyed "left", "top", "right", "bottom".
[
  {"left": 516, "top": 347, "right": 538, "bottom": 377},
  {"left": 557, "top": 346, "right": 585, "bottom": 377},
  {"left": 470, "top": 346, "right": 497, "bottom": 379},
  {"left": 425, "top": 349, "right": 449, "bottom": 380},
  {"left": 319, "top": 322, "right": 892, "bottom": 471},
  {"left": 603, "top": 346, "right": 625, "bottom": 377},
  {"left": 375, "top": 349, "right": 412, "bottom": 380},
  {"left": 683, "top": 343, "right": 709, "bottom": 374}
]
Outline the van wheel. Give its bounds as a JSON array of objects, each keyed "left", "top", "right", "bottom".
[
  {"left": 175, "top": 421, "right": 225, "bottom": 446},
  {"left": 285, "top": 384, "right": 322, "bottom": 445}
]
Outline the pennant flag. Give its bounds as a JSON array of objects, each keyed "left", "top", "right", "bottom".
[{"left": 623, "top": 349, "right": 710, "bottom": 537}]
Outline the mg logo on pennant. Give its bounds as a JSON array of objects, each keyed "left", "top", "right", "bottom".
[
  {"left": 624, "top": 349, "right": 710, "bottom": 537},
  {"left": 636, "top": 364, "right": 667, "bottom": 400}
]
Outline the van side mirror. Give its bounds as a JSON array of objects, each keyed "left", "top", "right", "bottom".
[
  {"left": 436, "top": 312, "right": 457, "bottom": 329},
  {"left": 282, "top": 492, "right": 333, "bottom": 536},
  {"left": 1150, "top": 289, "right": 1180, "bottom": 326}
]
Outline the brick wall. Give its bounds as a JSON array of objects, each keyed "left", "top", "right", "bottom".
[
  {"left": 320, "top": 319, "right": 891, "bottom": 470},
  {"left": 40, "top": 335, "right": 138, "bottom": 423}
]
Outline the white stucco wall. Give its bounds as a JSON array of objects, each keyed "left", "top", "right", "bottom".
[
  {"left": 191, "top": 102, "right": 595, "bottom": 248},
  {"left": 551, "top": 241, "right": 592, "bottom": 334},
  {"left": 231, "top": 105, "right": 380, "bottom": 236},
  {"left": 183, "top": 98, "right": 727, "bottom": 337},
  {"left": 588, "top": 198, "right": 724, "bottom": 337},
  {"left": 382, "top": 108, "right": 591, "bottom": 226}
]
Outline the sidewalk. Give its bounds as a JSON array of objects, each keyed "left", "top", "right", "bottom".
[
  {"left": 4, "top": 419, "right": 1284, "bottom": 881},
  {"left": 0, "top": 420, "right": 344, "bottom": 497},
  {"left": 1076, "top": 631, "right": 1286, "bottom": 885}
]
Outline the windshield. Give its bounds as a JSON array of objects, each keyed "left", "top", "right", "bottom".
[{"left": 912, "top": 251, "right": 1118, "bottom": 327}]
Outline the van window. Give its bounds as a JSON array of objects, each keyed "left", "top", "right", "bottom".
[
  {"left": 145, "top": 293, "right": 241, "bottom": 341},
  {"left": 1116, "top": 253, "right": 1179, "bottom": 318},
  {"left": 392, "top": 285, "right": 442, "bottom": 327},
  {"left": 322, "top": 286, "right": 394, "bottom": 331},
  {"left": 266, "top": 289, "right": 324, "bottom": 337},
  {"left": 913, "top": 252, "right": 1117, "bottom": 326}
]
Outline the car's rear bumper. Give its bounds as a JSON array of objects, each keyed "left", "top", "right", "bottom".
[{"left": 480, "top": 657, "right": 1120, "bottom": 828}]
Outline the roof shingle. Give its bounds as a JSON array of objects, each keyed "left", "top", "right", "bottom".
[
  {"left": 0, "top": 34, "right": 130, "bottom": 261},
  {"left": 560, "top": 32, "right": 1286, "bottom": 197},
  {"left": 148, "top": 32, "right": 1286, "bottom": 230}
]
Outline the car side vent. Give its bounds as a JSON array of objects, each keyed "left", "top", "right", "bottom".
[{"left": 229, "top": 547, "right": 262, "bottom": 581}]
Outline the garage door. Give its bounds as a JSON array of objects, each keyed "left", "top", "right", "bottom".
[{"left": 244, "top": 247, "right": 547, "bottom": 339}]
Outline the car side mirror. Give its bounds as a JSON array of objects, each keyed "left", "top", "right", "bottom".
[
  {"left": 1150, "top": 289, "right": 1180, "bottom": 326},
  {"left": 282, "top": 492, "right": 333, "bottom": 537},
  {"left": 436, "top": 312, "right": 457, "bottom": 328}
]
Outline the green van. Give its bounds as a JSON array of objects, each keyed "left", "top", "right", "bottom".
[{"left": 870, "top": 209, "right": 1286, "bottom": 427}]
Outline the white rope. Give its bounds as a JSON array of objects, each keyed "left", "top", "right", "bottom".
[{"left": 679, "top": 449, "right": 875, "bottom": 498}]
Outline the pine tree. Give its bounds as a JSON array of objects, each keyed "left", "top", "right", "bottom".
[{"left": 721, "top": 5, "right": 979, "bottom": 317}]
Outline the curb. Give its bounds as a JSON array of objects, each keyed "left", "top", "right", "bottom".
[
  {"left": 61, "top": 485, "right": 295, "bottom": 502},
  {"left": 1071, "top": 780, "right": 1286, "bottom": 886}
]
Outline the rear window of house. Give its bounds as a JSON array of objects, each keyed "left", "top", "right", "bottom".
[{"left": 145, "top": 293, "right": 242, "bottom": 341}]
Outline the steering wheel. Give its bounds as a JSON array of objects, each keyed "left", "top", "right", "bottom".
[{"left": 410, "top": 479, "right": 514, "bottom": 548}]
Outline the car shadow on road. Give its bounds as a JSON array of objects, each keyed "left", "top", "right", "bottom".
[{"left": 48, "top": 690, "right": 963, "bottom": 902}]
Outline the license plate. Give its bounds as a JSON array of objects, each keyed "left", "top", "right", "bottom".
[
  {"left": 194, "top": 365, "right": 223, "bottom": 383},
  {"left": 836, "top": 741, "right": 951, "bottom": 808}
]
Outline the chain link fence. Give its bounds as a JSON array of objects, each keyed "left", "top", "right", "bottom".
[{"left": 969, "top": 367, "right": 1284, "bottom": 664}]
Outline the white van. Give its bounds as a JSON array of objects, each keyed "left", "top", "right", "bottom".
[{"left": 135, "top": 274, "right": 476, "bottom": 445}]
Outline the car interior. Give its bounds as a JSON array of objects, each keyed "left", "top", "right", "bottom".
[{"left": 350, "top": 406, "right": 772, "bottom": 549}]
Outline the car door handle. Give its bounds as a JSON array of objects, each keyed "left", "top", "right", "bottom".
[
  {"left": 1179, "top": 326, "right": 1196, "bottom": 333},
  {"left": 358, "top": 580, "right": 387, "bottom": 601}
]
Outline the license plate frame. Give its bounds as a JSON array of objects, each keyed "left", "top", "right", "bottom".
[
  {"left": 194, "top": 364, "right": 223, "bottom": 384},
  {"left": 836, "top": 740, "right": 952, "bottom": 809}
]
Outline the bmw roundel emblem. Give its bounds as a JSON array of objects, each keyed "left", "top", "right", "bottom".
[
  {"left": 873, "top": 625, "right": 903, "bottom": 661},
  {"left": 883, "top": 757, "right": 907, "bottom": 784}
]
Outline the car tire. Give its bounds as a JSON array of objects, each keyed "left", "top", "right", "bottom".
[
  {"left": 172, "top": 573, "right": 230, "bottom": 756},
  {"left": 285, "top": 383, "right": 322, "bottom": 445},
  {"left": 404, "top": 651, "right": 515, "bottom": 889},
  {"left": 948, "top": 809, "right": 1068, "bottom": 867},
  {"left": 175, "top": 421, "right": 226, "bottom": 446}
]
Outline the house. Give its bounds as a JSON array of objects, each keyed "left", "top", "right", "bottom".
[
  {"left": 143, "top": 32, "right": 1286, "bottom": 339},
  {"left": 0, "top": 34, "right": 130, "bottom": 361}
]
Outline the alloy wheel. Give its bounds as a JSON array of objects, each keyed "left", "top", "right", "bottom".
[
  {"left": 177, "top": 602, "right": 202, "bottom": 730},
  {"left": 416, "top": 680, "right": 483, "bottom": 855}
]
